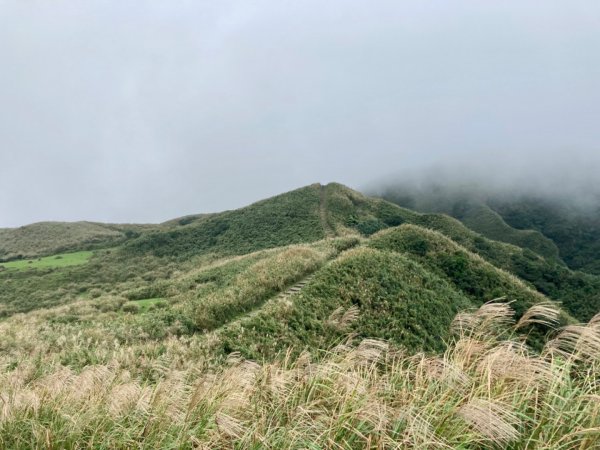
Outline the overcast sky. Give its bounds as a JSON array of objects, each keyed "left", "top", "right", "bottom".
[{"left": 1, "top": 1, "right": 599, "bottom": 227}]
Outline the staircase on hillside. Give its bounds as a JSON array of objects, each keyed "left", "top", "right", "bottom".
[{"left": 280, "top": 274, "right": 314, "bottom": 298}]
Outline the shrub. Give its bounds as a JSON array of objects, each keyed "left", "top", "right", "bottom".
[
  {"left": 93, "top": 296, "right": 126, "bottom": 313},
  {"left": 122, "top": 302, "right": 141, "bottom": 314}
]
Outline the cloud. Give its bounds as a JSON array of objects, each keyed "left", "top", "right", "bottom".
[{"left": 0, "top": 0, "right": 599, "bottom": 226}]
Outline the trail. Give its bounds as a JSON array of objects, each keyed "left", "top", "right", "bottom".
[
  {"left": 319, "top": 184, "right": 335, "bottom": 238},
  {"left": 214, "top": 272, "right": 317, "bottom": 331}
]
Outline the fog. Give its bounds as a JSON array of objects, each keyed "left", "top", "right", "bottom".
[
  {"left": 370, "top": 149, "right": 600, "bottom": 210},
  {"left": 1, "top": 1, "right": 599, "bottom": 227}
]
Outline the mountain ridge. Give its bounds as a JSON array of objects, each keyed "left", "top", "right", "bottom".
[{"left": 2, "top": 181, "right": 598, "bottom": 323}]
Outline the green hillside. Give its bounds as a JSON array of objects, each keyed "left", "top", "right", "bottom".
[
  {"left": 0, "top": 250, "right": 93, "bottom": 271},
  {"left": 381, "top": 187, "right": 561, "bottom": 261},
  {"left": 0, "top": 221, "right": 123, "bottom": 261},
  {"left": 490, "top": 195, "right": 600, "bottom": 274},
  {"left": 123, "top": 183, "right": 418, "bottom": 260},
  {"left": 2, "top": 182, "right": 600, "bottom": 448},
  {"left": 0, "top": 221, "right": 159, "bottom": 263},
  {"left": 2, "top": 182, "right": 597, "bottom": 323},
  {"left": 212, "top": 246, "right": 475, "bottom": 361},
  {"left": 411, "top": 213, "right": 600, "bottom": 321},
  {"left": 459, "top": 204, "right": 561, "bottom": 260}
]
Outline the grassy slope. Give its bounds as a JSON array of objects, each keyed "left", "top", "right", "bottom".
[
  {"left": 211, "top": 224, "right": 571, "bottom": 361},
  {"left": 369, "top": 225, "right": 551, "bottom": 318},
  {"left": 0, "top": 222, "right": 123, "bottom": 261},
  {"left": 122, "top": 183, "right": 419, "bottom": 261},
  {"left": 1, "top": 182, "right": 597, "bottom": 324},
  {"left": 380, "top": 188, "right": 561, "bottom": 261},
  {"left": 0, "top": 221, "right": 161, "bottom": 263},
  {"left": 0, "top": 251, "right": 93, "bottom": 271},
  {"left": 459, "top": 204, "right": 561, "bottom": 260},
  {"left": 490, "top": 196, "right": 600, "bottom": 274},
  {"left": 123, "top": 184, "right": 326, "bottom": 259},
  {"left": 2, "top": 302, "right": 598, "bottom": 449},
  {"left": 413, "top": 213, "right": 600, "bottom": 322},
  {"left": 213, "top": 246, "right": 474, "bottom": 360}
]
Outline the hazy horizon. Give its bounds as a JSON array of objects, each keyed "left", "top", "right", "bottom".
[{"left": 1, "top": 1, "right": 599, "bottom": 227}]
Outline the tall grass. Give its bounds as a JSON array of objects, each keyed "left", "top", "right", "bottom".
[
  {"left": 1, "top": 301, "right": 599, "bottom": 448},
  {"left": 194, "top": 246, "right": 327, "bottom": 330}
]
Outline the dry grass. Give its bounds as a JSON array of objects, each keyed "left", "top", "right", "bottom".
[{"left": 1, "top": 301, "right": 599, "bottom": 448}]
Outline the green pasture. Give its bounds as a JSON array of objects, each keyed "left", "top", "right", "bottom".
[{"left": 0, "top": 251, "right": 93, "bottom": 271}]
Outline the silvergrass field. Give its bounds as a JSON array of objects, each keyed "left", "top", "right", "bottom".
[{"left": 1, "top": 183, "right": 600, "bottom": 449}]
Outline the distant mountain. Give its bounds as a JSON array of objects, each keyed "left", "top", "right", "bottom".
[
  {"left": 378, "top": 184, "right": 600, "bottom": 274},
  {"left": 489, "top": 196, "right": 600, "bottom": 274}
]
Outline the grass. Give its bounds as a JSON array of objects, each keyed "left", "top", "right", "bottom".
[
  {"left": 124, "top": 184, "right": 326, "bottom": 259},
  {"left": 0, "top": 222, "right": 124, "bottom": 261},
  {"left": 1, "top": 182, "right": 597, "bottom": 328},
  {"left": 135, "top": 298, "right": 167, "bottom": 312},
  {"left": 414, "top": 213, "right": 600, "bottom": 322},
  {"left": 369, "top": 225, "right": 555, "bottom": 316},
  {"left": 0, "top": 301, "right": 598, "bottom": 448},
  {"left": 378, "top": 185, "right": 561, "bottom": 261},
  {"left": 0, "top": 251, "right": 94, "bottom": 271},
  {"left": 212, "top": 246, "right": 475, "bottom": 360},
  {"left": 194, "top": 245, "right": 330, "bottom": 331}
]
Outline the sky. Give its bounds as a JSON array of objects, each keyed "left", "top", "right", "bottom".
[{"left": 1, "top": 0, "right": 599, "bottom": 227}]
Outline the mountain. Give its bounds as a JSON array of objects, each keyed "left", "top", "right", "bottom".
[
  {"left": 122, "top": 183, "right": 416, "bottom": 259},
  {"left": 3, "top": 182, "right": 595, "bottom": 323},
  {"left": 1, "top": 182, "right": 600, "bottom": 448},
  {"left": 378, "top": 184, "right": 600, "bottom": 275},
  {"left": 489, "top": 195, "right": 600, "bottom": 274}
]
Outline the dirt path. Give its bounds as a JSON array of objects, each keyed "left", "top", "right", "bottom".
[{"left": 319, "top": 184, "right": 335, "bottom": 238}]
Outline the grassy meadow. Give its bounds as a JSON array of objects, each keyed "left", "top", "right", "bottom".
[{"left": 0, "top": 250, "right": 94, "bottom": 271}]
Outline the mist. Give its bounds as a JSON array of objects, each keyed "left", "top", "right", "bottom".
[
  {"left": 369, "top": 149, "right": 600, "bottom": 211},
  {"left": 1, "top": 1, "right": 599, "bottom": 227}
]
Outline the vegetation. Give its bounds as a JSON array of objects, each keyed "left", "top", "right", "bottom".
[
  {"left": 2, "top": 182, "right": 600, "bottom": 447},
  {"left": 411, "top": 214, "right": 600, "bottom": 322},
  {"left": 459, "top": 204, "right": 560, "bottom": 260},
  {"left": 123, "top": 185, "right": 326, "bottom": 259},
  {"left": 490, "top": 195, "right": 600, "bottom": 274},
  {"left": 0, "top": 221, "right": 127, "bottom": 261},
  {"left": 212, "top": 246, "right": 474, "bottom": 361},
  {"left": 194, "top": 245, "right": 328, "bottom": 331},
  {"left": 379, "top": 188, "right": 560, "bottom": 260},
  {"left": 0, "top": 251, "right": 93, "bottom": 271},
  {"left": 1, "top": 301, "right": 598, "bottom": 449},
  {"left": 380, "top": 185, "right": 600, "bottom": 321}
]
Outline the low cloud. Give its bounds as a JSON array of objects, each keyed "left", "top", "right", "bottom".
[{"left": 1, "top": 1, "right": 599, "bottom": 226}]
